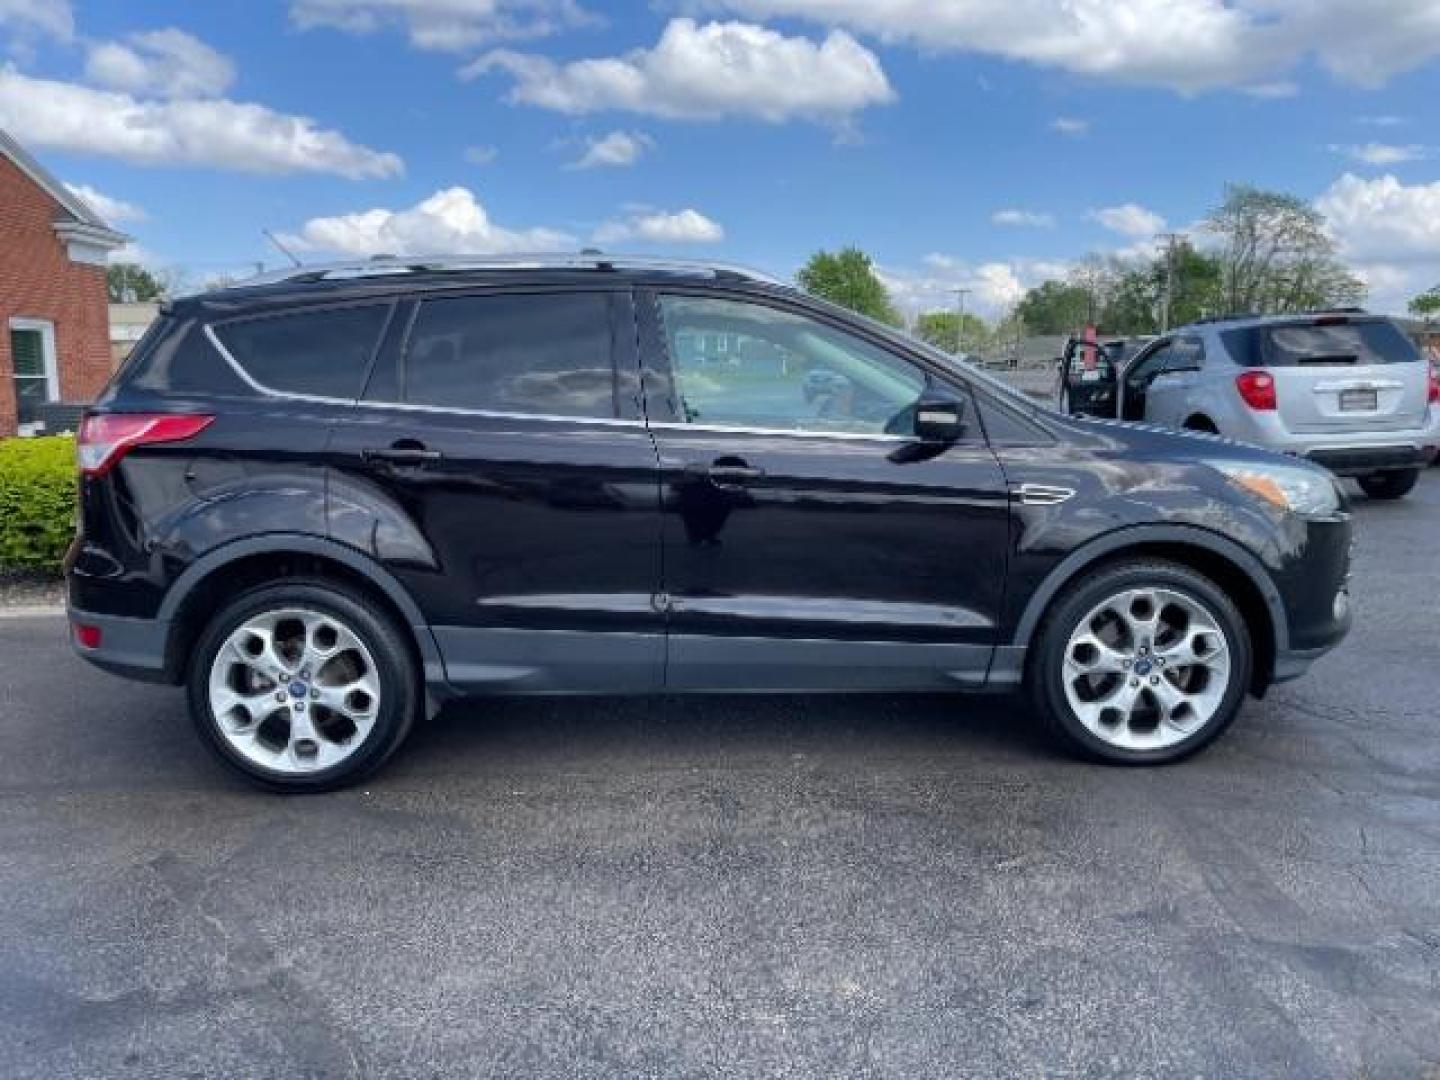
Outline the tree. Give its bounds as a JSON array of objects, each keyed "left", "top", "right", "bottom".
[
  {"left": 1409, "top": 287, "right": 1440, "bottom": 319},
  {"left": 915, "top": 310, "right": 989, "bottom": 353},
  {"left": 107, "top": 263, "right": 171, "bottom": 303},
  {"left": 1205, "top": 185, "right": 1364, "bottom": 315},
  {"left": 1100, "top": 242, "right": 1224, "bottom": 334},
  {"left": 796, "top": 247, "right": 901, "bottom": 326},
  {"left": 1015, "top": 279, "right": 1092, "bottom": 334}
]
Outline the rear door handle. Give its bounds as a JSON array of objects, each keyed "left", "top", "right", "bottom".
[
  {"left": 684, "top": 461, "right": 765, "bottom": 485},
  {"left": 362, "top": 445, "right": 443, "bottom": 466},
  {"left": 708, "top": 464, "right": 765, "bottom": 483}
]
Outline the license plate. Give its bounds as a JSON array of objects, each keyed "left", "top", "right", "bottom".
[
  {"left": 1339, "top": 388, "right": 1377, "bottom": 411},
  {"left": 1080, "top": 370, "right": 1101, "bottom": 382}
]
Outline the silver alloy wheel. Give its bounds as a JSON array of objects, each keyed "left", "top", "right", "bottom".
[
  {"left": 1061, "top": 586, "right": 1232, "bottom": 751},
  {"left": 207, "top": 608, "right": 381, "bottom": 775}
]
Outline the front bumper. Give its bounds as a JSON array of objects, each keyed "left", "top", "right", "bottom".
[
  {"left": 67, "top": 608, "right": 176, "bottom": 685},
  {"left": 1264, "top": 511, "right": 1353, "bottom": 687}
]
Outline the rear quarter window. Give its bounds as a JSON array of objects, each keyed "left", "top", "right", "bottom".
[
  {"left": 1222, "top": 320, "right": 1421, "bottom": 367},
  {"left": 215, "top": 304, "right": 391, "bottom": 399}
]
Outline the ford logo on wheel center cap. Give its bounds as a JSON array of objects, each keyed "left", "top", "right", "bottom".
[{"left": 289, "top": 681, "right": 308, "bottom": 698}]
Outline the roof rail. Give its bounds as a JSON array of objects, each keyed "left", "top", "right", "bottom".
[
  {"left": 229, "top": 252, "right": 789, "bottom": 290},
  {"left": 1186, "top": 306, "right": 1372, "bottom": 328}
]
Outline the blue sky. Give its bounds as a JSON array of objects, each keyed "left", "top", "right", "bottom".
[{"left": 4, "top": 0, "right": 1440, "bottom": 315}]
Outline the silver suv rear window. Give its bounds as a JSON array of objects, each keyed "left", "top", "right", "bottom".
[{"left": 1223, "top": 320, "right": 1421, "bottom": 367}]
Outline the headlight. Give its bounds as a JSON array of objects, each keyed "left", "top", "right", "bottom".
[{"left": 1206, "top": 460, "right": 1341, "bottom": 516}]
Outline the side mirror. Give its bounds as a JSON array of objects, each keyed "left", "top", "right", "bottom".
[{"left": 914, "top": 397, "right": 967, "bottom": 443}]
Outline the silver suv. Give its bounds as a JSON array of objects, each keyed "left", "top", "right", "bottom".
[{"left": 1109, "top": 311, "right": 1439, "bottom": 499}]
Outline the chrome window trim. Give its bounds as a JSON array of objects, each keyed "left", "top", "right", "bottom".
[
  {"left": 349, "top": 399, "right": 649, "bottom": 428},
  {"left": 647, "top": 420, "right": 910, "bottom": 443},
  {"left": 207, "top": 318, "right": 964, "bottom": 444},
  {"left": 206, "top": 319, "right": 647, "bottom": 428}
]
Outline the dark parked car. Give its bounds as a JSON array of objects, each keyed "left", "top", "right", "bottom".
[{"left": 67, "top": 255, "right": 1353, "bottom": 791}]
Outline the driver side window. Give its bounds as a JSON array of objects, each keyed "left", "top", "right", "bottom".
[
  {"left": 656, "top": 295, "right": 927, "bottom": 436},
  {"left": 1126, "top": 341, "right": 1173, "bottom": 386}
]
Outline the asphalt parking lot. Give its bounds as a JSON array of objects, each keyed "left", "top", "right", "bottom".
[{"left": 2, "top": 473, "right": 1438, "bottom": 1079}]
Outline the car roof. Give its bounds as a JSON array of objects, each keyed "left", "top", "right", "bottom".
[
  {"left": 1173, "top": 309, "right": 1381, "bottom": 334},
  {"left": 181, "top": 252, "right": 789, "bottom": 313}
]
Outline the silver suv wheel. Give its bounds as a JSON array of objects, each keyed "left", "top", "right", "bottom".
[
  {"left": 1061, "top": 586, "right": 1233, "bottom": 752},
  {"left": 207, "top": 608, "right": 381, "bottom": 775}
]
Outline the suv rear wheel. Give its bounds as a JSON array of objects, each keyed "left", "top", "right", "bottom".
[
  {"left": 1357, "top": 469, "right": 1420, "bottom": 500},
  {"left": 187, "top": 579, "right": 419, "bottom": 792},
  {"left": 1031, "top": 560, "right": 1253, "bottom": 764}
]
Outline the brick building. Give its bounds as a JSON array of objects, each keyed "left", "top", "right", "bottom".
[{"left": 1, "top": 128, "right": 127, "bottom": 437}]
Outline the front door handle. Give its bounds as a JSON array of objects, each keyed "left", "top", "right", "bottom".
[{"left": 362, "top": 442, "right": 443, "bottom": 466}]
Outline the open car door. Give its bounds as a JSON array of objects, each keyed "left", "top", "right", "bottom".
[{"left": 1056, "top": 333, "right": 1119, "bottom": 418}]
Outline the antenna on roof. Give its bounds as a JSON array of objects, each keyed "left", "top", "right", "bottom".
[{"left": 262, "top": 229, "right": 302, "bottom": 268}]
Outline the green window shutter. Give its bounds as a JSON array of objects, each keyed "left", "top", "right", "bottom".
[{"left": 9, "top": 329, "right": 44, "bottom": 378}]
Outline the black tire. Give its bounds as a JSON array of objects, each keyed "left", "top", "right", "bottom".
[
  {"left": 1357, "top": 469, "right": 1420, "bottom": 500},
  {"left": 1029, "top": 559, "right": 1253, "bottom": 765},
  {"left": 186, "top": 578, "right": 420, "bottom": 792}
]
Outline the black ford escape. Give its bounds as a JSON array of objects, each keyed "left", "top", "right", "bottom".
[{"left": 67, "top": 255, "right": 1353, "bottom": 791}]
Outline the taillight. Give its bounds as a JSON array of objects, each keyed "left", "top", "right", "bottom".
[
  {"left": 76, "top": 413, "right": 214, "bottom": 478},
  {"left": 1428, "top": 364, "right": 1439, "bottom": 405},
  {"left": 1235, "top": 371, "right": 1277, "bottom": 411}
]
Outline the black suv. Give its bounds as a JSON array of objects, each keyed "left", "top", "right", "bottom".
[{"left": 67, "top": 255, "right": 1353, "bottom": 791}]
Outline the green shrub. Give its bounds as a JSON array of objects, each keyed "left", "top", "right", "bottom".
[{"left": 0, "top": 436, "right": 78, "bottom": 573}]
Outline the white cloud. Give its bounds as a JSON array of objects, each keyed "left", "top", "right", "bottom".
[
  {"left": 1317, "top": 173, "right": 1440, "bottom": 265},
  {"left": 290, "top": 0, "right": 592, "bottom": 51},
  {"left": 0, "top": 0, "right": 72, "bottom": 40},
  {"left": 463, "top": 144, "right": 499, "bottom": 165},
  {"left": 882, "top": 255, "right": 1045, "bottom": 317},
  {"left": 713, "top": 0, "right": 1440, "bottom": 93},
  {"left": 466, "top": 18, "right": 895, "bottom": 127},
  {"left": 991, "top": 208, "right": 1054, "bottom": 228},
  {"left": 1050, "top": 117, "right": 1089, "bottom": 137},
  {"left": 63, "top": 181, "right": 145, "bottom": 224},
  {"left": 1316, "top": 172, "right": 1440, "bottom": 312},
  {"left": 0, "top": 66, "right": 403, "bottom": 178},
  {"left": 1088, "top": 203, "right": 1166, "bottom": 238},
  {"left": 85, "top": 28, "right": 235, "bottom": 99},
  {"left": 568, "top": 129, "right": 652, "bottom": 170},
  {"left": 1359, "top": 115, "right": 1406, "bottom": 127},
  {"left": 593, "top": 207, "right": 724, "bottom": 245},
  {"left": 1329, "top": 142, "right": 1431, "bottom": 166},
  {"left": 281, "top": 186, "right": 573, "bottom": 256}
]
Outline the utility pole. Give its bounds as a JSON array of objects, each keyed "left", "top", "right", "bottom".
[
  {"left": 953, "top": 288, "right": 972, "bottom": 356},
  {"left": 1157, "top": 232, "right": 1184, "bottom": 332}
]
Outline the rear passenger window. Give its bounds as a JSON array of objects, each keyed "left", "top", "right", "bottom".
[
  {"left": 404, "top": 293, "right": 615, "bottom": 418},
  {"left": 216, "top": 305, "right": 389, "bottom": 399}
]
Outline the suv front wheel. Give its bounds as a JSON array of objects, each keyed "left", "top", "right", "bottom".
[
  {"left": 1031, "top": 560, "right": 1253, "bottom": 764},
  {"left": 187, "top": 579, "right": 419, "bottom": 792}
]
